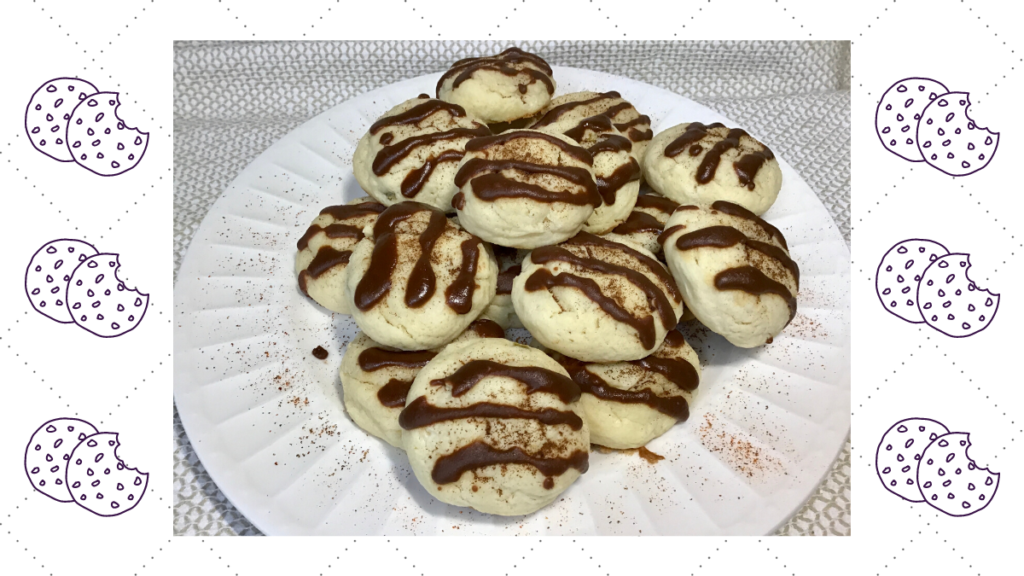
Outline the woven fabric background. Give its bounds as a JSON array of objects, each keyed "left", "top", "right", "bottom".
[{"left": 173, "top": 40, "right": 851, "bottom": 537}]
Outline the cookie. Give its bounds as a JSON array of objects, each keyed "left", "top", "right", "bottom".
[
  {"left": 25, "top": 77, "right": 98, "bottom": 162},
  {"left": 531, "top": 91, "right": 652, "bottom": 174},
  {"left": 400, "top": 338, "right": 589, "bottom": 516},
  {"left": 25, "top": 239, "right": 98, "bottom": 324},
  {"left": 340, "top": 319, "right": 505, "bottom": 447},
  {"left": 353, "top": 96, "right": 490, "bottom": 210},
  {"left": 876, "top": 417, "right": 950, "bottom": 502},
  {"left": 554, "top": 329, "right": 700, "bottom": 449},
  {"left": 295, "top": 198, "right": 386, "bottom": 313},
  {"left": 644, "top": 122, "right": 782, "bottom": 216},
  {"left": 601, "top": 192, "right": 679, "bottom": 255},
  {"left": 513, "top": 232, "right": 683, "bottom": 362},
  {"left": 436, "top": 48, "right": 555, "bottom": 124},
  {"left": 660, "top": 201, "right": 798, "bottom": 347},
  {"left": 917, "top": 92, "right": 999, "bottom": 177},
  {"left": 917, "top": 432, "right": 999, "bottom": 516},
  {"left": 343, "top": 202, "right": 498, "bottom": 350},
  {"left": 66, "top": 92, "right": 149, "bottom": 176},
  {"left": 66, "top": 253, "right": 149, "bottom": 338},
  {"left": 917, "top": 253, "right": 999, "bottom": 338},
  {"left": 452, "top": 130, "right": 599, "bottom": 249},
  {"left": 535, "top": 112, "right": 640, "bottom": 234},
  {"left": 875, "top": 239, "right": 949, "bottom": 324},
  {"left": 24, "top": 417, "right": 99, "bottom": 502},
  {"left": 875, "top": 77, "right": 948, "bottom": 162},
  {"left": 479, "top": 246, "right": 526, "bottom": 329},
  {"left": 65, "top": 432, "right": 148, "bottom": 517}
]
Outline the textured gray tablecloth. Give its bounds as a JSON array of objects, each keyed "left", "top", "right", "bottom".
[{"left": 173, "top": 40, "right": 851, "bottom": 536}]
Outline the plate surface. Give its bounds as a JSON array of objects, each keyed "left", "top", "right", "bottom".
[{"left": 173, "top": 66, "right": 851, "bottom": 535}]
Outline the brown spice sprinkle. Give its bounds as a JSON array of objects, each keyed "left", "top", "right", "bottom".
[
  {"left": 698, "top": 413, "right": 784, "bottom": 479},
  {"left": 311, "top": 345, "right": 329, "bottom": 359}
]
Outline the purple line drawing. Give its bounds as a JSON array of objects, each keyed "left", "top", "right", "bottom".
[
  {"left": 877, "top": 418, "right": 1000, "bottom": 517},
  {"left": 26, "top": 239, "right": 149, "bottom": 338},
  {"left": 25, "top": 239, "right": 98, "bottom": 324},
  {"left": 66, "top": 92, "right": 150, "bottom": 177},
  {"left": 876, "top": 239, "right": 948, "bottom": 323},
  {"left": 876, "top": 239, "right": 999, "bottom": 337},
  {"left": 876, "top": 78, "right": 948, "bottom": 162},
  {"left": 876, "top": 78, "right": 1000, "bottom": 176},
  {"left": 66, "top": 432, "right": 149, "bottom": 517},
  {"left": 917, "top": 432, "right": 999, "bottom": 517},
  {"left": 24, "top": 77, "right": 149, "bottom": 176},
  {"left": 917, "top": 253, "right": 999, "bottom": 338},
  {"left": 24, "top": 418, "right": 99, "bottom": 503},
  {"left": 25, "top": 418, "right": 149, "bottom": 517}
]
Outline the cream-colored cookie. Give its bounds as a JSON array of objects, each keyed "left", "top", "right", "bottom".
[
  {"left": 535, "top": 113, "right": 640, "bottom": 234},
  {"left": 600, "top": 192, "right": 680, "bottom": 255},
  {"left": 512, "top": 232, "right": 683, "bottom": 362},
  {"left": 400, "top": 338, "right": 589, "bottom": 516},
  {"left": 531, "top": 91, "right": 652, "bottom": 175},
  {"left": 436, "top": 48, "right": 555, "bottom": 124},
  {"left": 553, "top": 329, "right": 700, "bottom": 449},
  {"left": 644, "top": 122, "right": 782, "bottom": 216},
  {"left": 343, "top": 202, "right": 498, "bottom": 350},
  {"left": 479, "top": 246, "right": 526, "bottom": 329},
  {"left": 295, "top": 198, "right": 386, "bottom": 313},
  {"left": 452, "top": 130, "right": 599, "bottom": 249},
  {"left": 340, "top": 320, "right": 506, "bottom": 448},
  {"left": 660, "top": 201, "right": 799, "bottom": 347},
  {"left": 353, "top": 96, "right": 490, "bottom": 211}
]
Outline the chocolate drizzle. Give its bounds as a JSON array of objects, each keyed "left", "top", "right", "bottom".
[
  {"left": 634, "top": 194, "right": 679, "bottom": 215},
  {"left": 430, "top": 360, "right": 581, "bottom": 403},
  {"left": 526, "top": 233, "right": 680, "bottom": 349},
  {"left": 405, "top": 208, "right": 448, "bottom": 308},
  {"left": 674, "top": 226, "right": 799, "bottom": 284},
  {"left": 464, "top": 131, "right": 594, "bottom": 165},
  {"left": 715, "top": 266, "right": 798, "bottom": 321},
  {"left": 496, "top": 264, "right": 522, "bottom": 295},
  {"left": 710, "top": 200, "right": 788, "bottom": 250},
  {"left": 466, "top": 318, "right": 506, "bottom": 339},
  {"left": 563, "top": 114, "right": 615, "bottom": 143},
  {"left": 612, "top": 211, "right": 663, "bottom": 235},
  {"left": 358, "top": 347, "right": 437, "bottom": 372},
  {"left": 559, "top": 357, "right": 690, "bottom": 420},
  {"left": 369, "top": 99, "right": 470, "bottom": 135},
  {"left": 318, "top": 202, "right": 386, "bottom": 221},
  {"left": 400, "top": 149, "right": 465, "bottom": 198},
  {"left": 664, "top": 123, "right": 775, "bottom": 190},
  {"left": 377, "top": 378, "right": 414, "bottom": 408},
  {"left": 454, "top": 158, "right": 601, "bottom": 207},
  {"left": 372, "top": 127, "right": 491, "bottom": 176},
  {"left": 445, "top": 238, "right": 483, "bottom": 314},
  {"left": 586, "top": 134, "right": 633, "bottom": 156},
  {"left": 436, "top": 48, "right": 554, "bottom": 96},
  {"left": 595, "top": 157, "right": 640, "bottom": 205},
  {"left": 531, "top": 91, "right": 621, "bottom": 129},
  {"left": 399, "top": 396, "right": 583, "bottom": 431},
  {"left": 663, "top": 122, "right": 726, "bottom": 157},
  {"left": 430, "top": 441, "right": 588, "bottom": 485}
]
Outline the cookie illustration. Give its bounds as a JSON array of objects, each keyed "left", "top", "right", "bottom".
[
  {"left": 65, "top": 432, "right": 148, "bottom": 517},
  {"left": 917, "top": 253, "right": 999, "bottom": 338},
  {"left": 66, "top": 92, "right": 149, "bottom": 176},
  {"left": 66, "top": 253, "right": 149, "bottom": 338},
  {"left": 875, "top": 77, "right": 948, "bottom": 162},
  {"left": 875, "top": 239, "right": 949, "bottom": 324},
  {"left": 917, "top": 92, "right": 999, "bottom": 177},
  {"left": 25, "top": 239, "right": 98, "bottom": 324},
  {"left": 917, "top": 432, "right": 999, "bottom": 516},
  {"left": 25, "top": 418, "right": 99, "bottom": 503},
  {"left": 876, "top": 417, "right": 950, "bottom": 502},
  {"left": 25, "top": 77, "right": 99, "bottom": 162}
]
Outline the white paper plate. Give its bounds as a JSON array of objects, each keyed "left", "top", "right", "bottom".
[{"left": 173, "top": 66, "right": 851, "bottom": 536}]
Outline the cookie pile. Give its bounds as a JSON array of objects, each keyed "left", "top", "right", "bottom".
[
  {"left": 295, "top": 47, "right": 800, "bottom": 515},
  {"left": 24, "top": 417, "right": 149, "bottom": 517}
]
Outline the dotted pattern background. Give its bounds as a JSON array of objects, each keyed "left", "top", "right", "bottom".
[{"left": 172, "top": 40, "right": 851, "bottom": 537}]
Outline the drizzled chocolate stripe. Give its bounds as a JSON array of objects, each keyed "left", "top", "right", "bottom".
[
  {"left": 466, "top": 318, "right": 506, "bottom": 339},
  {"left": 354, "top": 231, "right": 398, "bottom": 311},
  {"left": 531, "top": 91, "right": 622, "bottom": 128},
  {"left": 716, "top": 266, "right": 797, "bottom": 322},
  {"left": 298, "top": 246, "right": 353, "bottom": 296},
  {"left": 372, "top": 126, "right": 490, "bottom": 175},
  {"left": 358, "top": 348, "right": 437, "bottom": 371},
  {"left": 405, "top": 209, "right": 448, "bottom": 308},
  {"left": 595, "top": 157, "right": 640, "bottom": 206},
  {"left": 565, "top": 232, "right": 682, "bottom": 303},
  {"left": 464, "top": 131, "right": 594, "bottom": 165},
  {"left": 586, "top": 134, "right": 633, "bottom": 156},
  {"left": 377, "top": 378, "right": 414, "bottom": 408},
  {"left": 369, "top": 99, "right": 470, "bottom": 134},
  {"left": 431, "top": 441, "right": 589, "bottom": 485},
  {"left": 613, "top": 114, "right": 652, "bottom": 133},
  {"left": 559, "top": 357, "right": 689, "bottom": 420},
  {"left": 631, "top": 331, "right": 700, "bottom": 392},
  {"left": 454, "top": 158, "right": 600, "bottom": 207},
  {"left": 710, "top": 200, "right": 788, "bottom": 250},
  {"left": 663, "top": 122, "right": 726, "bottom": 158},
  {"left": 674, "top": 226, "right": 799, "bottom": 285},
  {"left": 445, "top": 238, "right": 482, "bottom": 314},
  {"left": 666, "top": 124, "right": 775, "bottom": 190},
  {"left": 399, "top": 396, "right": 583, "bottom": 430},
  {"left": 496, "top": 264, "right": 522, "bottom": 295},
  {"left": 626, "top": 127, "right": 654, "bottom": 142},
  {"left": 612, "top": 211, "right": 663, "bottom": 235},
  {"left": 437, "top": 48, "right": 554, "bottom": 95},
  {"left": 430, "top": 360, "right": 580, "bottom": 403},
  {"left": 563, "top": 114, "right": 615, "bottom": 143},
  {"left": 634, "top": 194, "right": 679, "bottom": 215},
  {"left": 296, "top": 223, "right": 364, "bottom": 251},
  {"left": 400, "top": 149, "right": 465, "bottom": 198},
  {"left": 318, "top": 202, "right": 386, "bottom": 221}
]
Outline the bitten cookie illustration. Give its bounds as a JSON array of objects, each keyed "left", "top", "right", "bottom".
[
  {"left": 917, "top": 432, "right": 999, "bottom": 517},
  {"left": 875, "top": 77, "right": 999, "bottom": 175},
  {"left": 26, "top": 239, "right": 149, "bottom": 338},
  {"left": 876, "top": 417, "right": 949, "bottom": 502},
  {"left": 24, "top": 77, "right": 149, "bottom": 176},
  {"left": 66, "top": 432, "right": 149, "bottom": 517},
  {"left": 875, "top": 239, "right": 998, "bottom": 337},
  {"left": 25, "top": 77, "right": 98, "bottom": 162},
  {"left": 24, "top": 418, "right": 99, "bottom": 502},
  {"left": 25, "top": 239, "right": 98, "bottom": 324}
]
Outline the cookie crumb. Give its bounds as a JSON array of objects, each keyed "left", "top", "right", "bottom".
[{"left": 637, "top": 446, "right": 664, "bottom": 464}]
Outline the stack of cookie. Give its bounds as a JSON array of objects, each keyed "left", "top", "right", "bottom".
[{"left": 294, "top": 47, "right": 800, "bottom": 516}]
